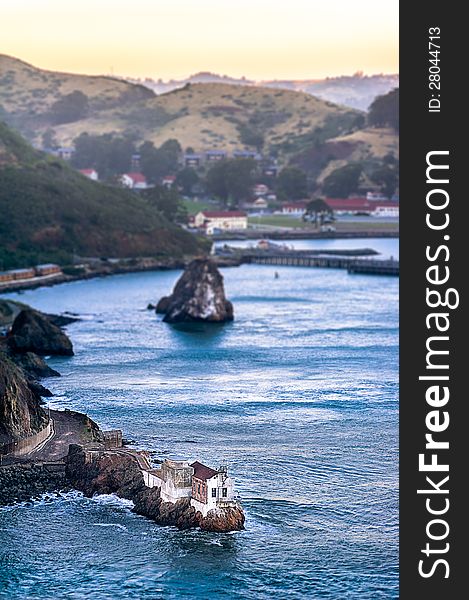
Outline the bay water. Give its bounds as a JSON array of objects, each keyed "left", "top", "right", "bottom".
[{"left": 0, "top": 239, "right": 398, "bottom": 599}]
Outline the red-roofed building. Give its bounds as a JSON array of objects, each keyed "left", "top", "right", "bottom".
[
  {"left": 194, "top": 210, "right": 248, "bottom": 234},
  {"left": 325, "top": 198, "right": 399, "bottom": 217},
  {"left": 79, "top": 168, "right": 98, "bottom": 181},
  {"left": 120, "top": 172, "right": 148, "bottom": 189},
  {"left": 190, "top": 461, "right": 235, "bottom": 516},
  {"left": 162, "top": 175, "right": 176, "bottom": 189},
  {"left": 281, "top": 201, "right": 308, "bottom": 216}
]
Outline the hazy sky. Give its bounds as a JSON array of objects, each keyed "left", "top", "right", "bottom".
[{"left": 1, "top": 0, "right": 398, "bottom": 80}]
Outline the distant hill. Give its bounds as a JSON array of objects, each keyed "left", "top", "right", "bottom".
[
  {"left": 132, "top": 72, "right": 399, "bottom": 111},
  {"left": 0, "top": 122, "right": 203, "bottom": 270},
  {"left": 262, "top": 74, "right": 399, "bottom": 111},
  {"left": 0, "top": 55, "right": 362, "bottom": 154}
]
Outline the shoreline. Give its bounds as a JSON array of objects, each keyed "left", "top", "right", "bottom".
[
  {"left": 0, "top": 257, "right": 188, "bottom": 295},
  {"left": 212, "top": 228, "right": 399, "bottom": 241},
  {"left": 1, "top": 230, "right": 399, "bottom": 295}
]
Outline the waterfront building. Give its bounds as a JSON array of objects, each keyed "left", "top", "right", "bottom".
[
  {"left": 139, "top": 458, "right": 237, "bottom": 517},
  {"left": 190, "top": 461, "right": 236, "bottom": 517}
]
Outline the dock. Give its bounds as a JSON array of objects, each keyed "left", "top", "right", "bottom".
[{"left": 217, "top": 248, "right": 399, "bottom": 276}]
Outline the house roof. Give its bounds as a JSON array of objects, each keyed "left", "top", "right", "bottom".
[
  {"left": 282, "top": 202, "right": 307, "bottom": 209},
  {"left": 163, "top": 175, "right": 176, "bottom": 181},
  {"left": 325, "top": 198, "right": 399, "bottom": 211},
  {"left": 123, "top": 172, "right": 147, "bottom": 183},
  {"left": 191, "top": 461, "right": 219, "bottom": 481},
  {"left": 79, "top": 169, "right": 96, "bottom": 175},
  {"left": 200, "top": 211, "right": 247, "bottom": 218}
]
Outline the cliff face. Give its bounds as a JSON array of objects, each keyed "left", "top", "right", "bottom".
[
  {"left": 0, "top": 353, "right": 48, "bottom": 443},
  {"left": 66, "top": 445, "right": 245, "bottom": 532},
  {"left": 156, "top": 258, "right": 234, "bottom": 323}
]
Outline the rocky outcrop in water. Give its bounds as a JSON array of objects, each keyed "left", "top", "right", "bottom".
[
  {"left": 66, "top": 445, "right": 245, "bottom": 532},
  {"left": 156, "top": 259, "right": 234, "bottom": 323},
  {"left": 8, "top": 309, "right": 74, "bottom": 356}
]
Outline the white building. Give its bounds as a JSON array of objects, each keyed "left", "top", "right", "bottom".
[
  {"left": 139, "top": 458, "right": 237, "bottom": 518},
  {"left": 194, "top": 211, "right": 248, "bottom": 234},
  {"left": 120, "top": 172, "right": 148, "bottom": 189},
  {"left": 281, "top": 202, "right": 307, "bottom": 216},
  {"left": 79, "top": 168, "right": 98, "bottom": 181},
  {"left": 145, "top": 458, "right": 193, "bottom": 503},
  {"left": 372, "top": 204, "right": 400, "bottom": 218},
  {"left": 190, "top": 461, "right": 236, "bottom": 517}
]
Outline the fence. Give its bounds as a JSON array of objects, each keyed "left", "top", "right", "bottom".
[{"left": 0, "top": 421, "right": 51, "bottom": 457}]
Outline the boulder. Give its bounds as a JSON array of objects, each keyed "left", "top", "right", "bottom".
[
  {"left": 157, "top": 259, "right": 234, "bottom": 323},
  {"left": 8, "top": 309, "right": 74, "bottom": 356}
]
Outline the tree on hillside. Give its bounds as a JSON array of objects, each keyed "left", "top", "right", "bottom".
[
  {"left": 239, "top": 125, "right": 264, "bottom": 150},
  {"left": 176, "top": 167, "right": 199, "bottom": 196},
  {"left": 322, "top": 163, "right": 363, "bottom": 198},
  {"left": 303, "top": 198, "right": 333, "bottom": 227},
  {"left": 142, "top": 185, "right": 188, "bottom": 223},
  {"left": 50, "top": 91, "right": 89, "bottom": 125},
  {"left": 139, "top": 139, "right": 182, "bottom": 183},
  {"left": 277, "top": 167, "right": 308, "bottom": 200},
  {"left": 368, "top": 88, "right": 399, "bottom": 131},
  {"left": 71, "top": 132, "right": 135, "bottom": 178},
  {"left": 205, "top": 158, "right": 256, "bottom": 205},
  {"left": 369, "top": 159, "right": 399, "bottom": 198},
  {"left": 41, "top": 128, "right": 57, "bottom": 149}
]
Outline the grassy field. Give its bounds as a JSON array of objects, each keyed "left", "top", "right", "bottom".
[
  {"left": 183, "top": 199, "right": 215, "bottom": 215},
  {"left": 248, "top": 216, "right": 312, "bottom": 229},
  {"left": 248, "top": 215, "right": 399, "bottom": 232}
]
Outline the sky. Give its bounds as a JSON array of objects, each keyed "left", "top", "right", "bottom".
[{"left": 1, "top": 0, "right": 398, "bottom": 80}]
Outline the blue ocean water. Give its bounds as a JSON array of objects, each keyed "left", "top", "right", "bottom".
[{"left": 0, "top": 245, "right": 399, "bottom": 599}]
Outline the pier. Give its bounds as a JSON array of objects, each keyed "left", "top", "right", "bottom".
[{"left": 221, "top": 248, "right": 399, "bottom": 276}]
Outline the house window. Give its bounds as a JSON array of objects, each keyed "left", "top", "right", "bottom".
[
  {"left": 198, "top": 484, "right": 200, "bottom": 494},
  {"left": 211, "top": 488, "right": 217, "bottom": 498},
  {"left": 222, "top": 488, "right": 228, "bottom": 498}
]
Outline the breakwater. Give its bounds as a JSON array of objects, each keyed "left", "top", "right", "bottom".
[{"left": 0, "top": 462, "right": 69, "bottom": 505}]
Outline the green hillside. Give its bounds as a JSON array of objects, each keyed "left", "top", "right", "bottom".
[{"left": 0, "top": 122, "right": 203, "bottom": 270}]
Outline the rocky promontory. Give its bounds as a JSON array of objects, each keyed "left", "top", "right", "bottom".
[
  {"left": 156, "top": 258, "right": 234, "bottom": 323},
  {"left": 8, "top": 309, "right": 74, "bottom": 356},
  {"left": 1, "top": 301, "right": 75, "bottom": 447},
  {"left": 0, "top": 353, "right": 49, "bottom": 444},
  {"left": 66, "top": 445, "right": 245, "bottom": 533}
]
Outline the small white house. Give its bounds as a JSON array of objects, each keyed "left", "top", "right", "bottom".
[
  {"left": 138, "top": 458, "right": 237, "bottom": 517},
  {"left": 190, "top": 461, "right": 236, "bottom": 517},
  {"left": 194, "top": 211, "right": 248, "bottom": 234},
  {"left": 79, "top": 168, "right": 98, "bottom": 181},
  {"left": 253, "top": 183, "right": 269, "bottom": 197},
  {"left": 281, "top": 202, "right": 307, "bottom": 216},
  {"left": 372, "top": 204, "right": 400, "bottom": 218},
  {"left": 120, "top": 172, "right": 148, "bottom": 189},
  {"left": 162, "top": 175, "right": 176, "bottom": 189}
]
